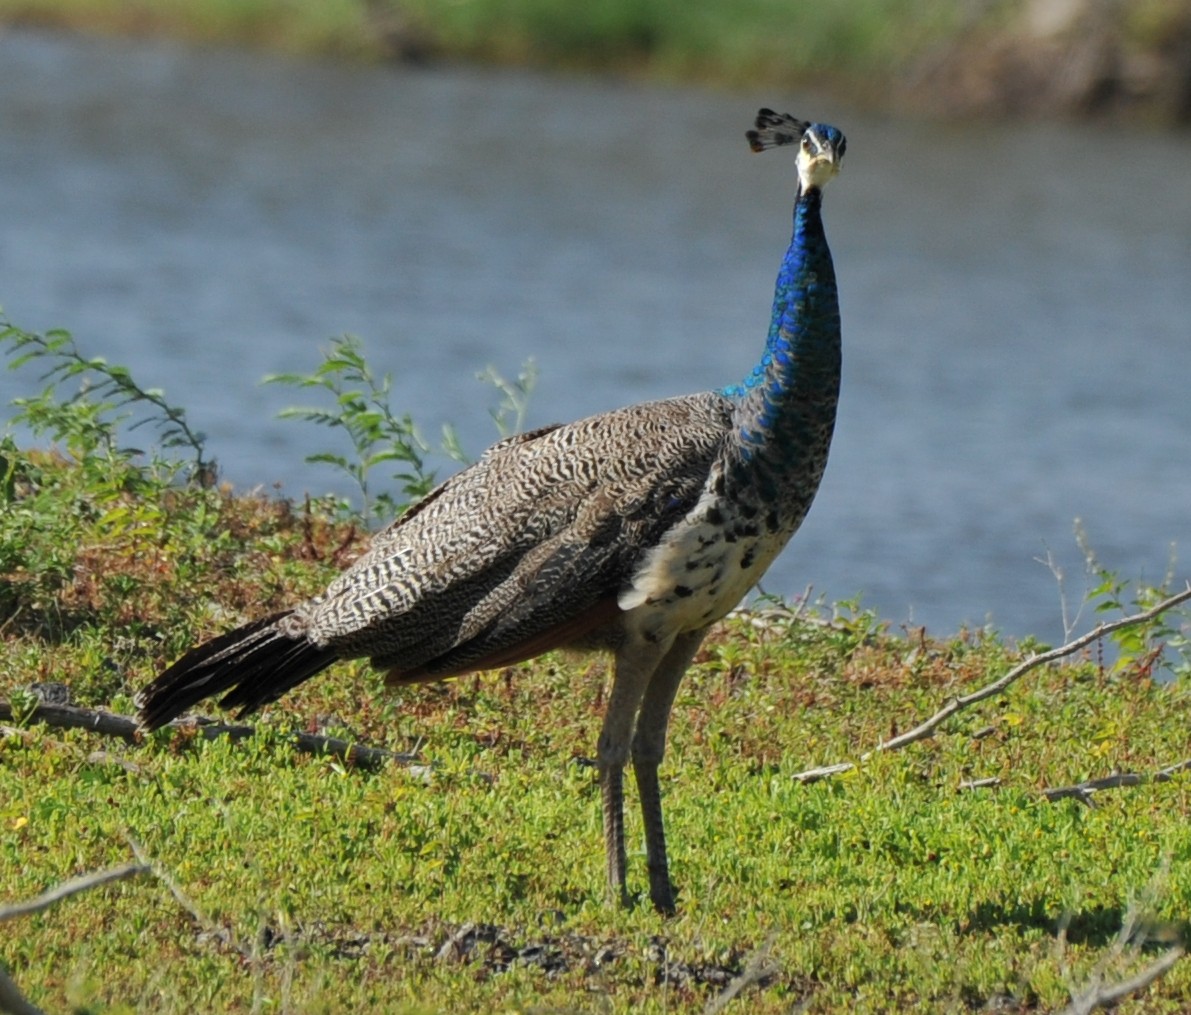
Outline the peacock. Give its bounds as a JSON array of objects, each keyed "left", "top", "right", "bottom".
[{"left": 136, "top": 109, "right": 846, "bottom": 914}]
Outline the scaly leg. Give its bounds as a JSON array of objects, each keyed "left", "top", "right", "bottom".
[
  {"left": 597, "top": 634, "right": 672, "bottom": 907},
  {"left": 600, "top": 761, "right": 629, "bottom": 906},
  {"left": 631, "top": 627, "right": 708, "bottom": 914}
]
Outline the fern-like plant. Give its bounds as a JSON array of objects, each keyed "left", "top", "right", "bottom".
[
  {"left": 0, "top": 317, "right": 211, "bottom": 482},
  {"left": 266, "top": 335, "right": 535, "bottom": 523}
]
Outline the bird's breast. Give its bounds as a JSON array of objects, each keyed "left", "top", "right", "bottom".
[{"left": 618, "top": 489, "right": 791, "bottom": 635}]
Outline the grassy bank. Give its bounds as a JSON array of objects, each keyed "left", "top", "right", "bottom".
[
  {"left": 3, "top": 0, "right": 1191, "bottom": 116},
  {"left": 3, "top": 322, "right": 1191, "bottom": 1012},
  {"left": 5, "top": 596, "right": 1191, "bottom": 1013},
  {"left": 0, "top": 0, "right": 376, "bottom": 59},
  {"left": 0, "top": 0, "right": 962, "bottom": 86}
]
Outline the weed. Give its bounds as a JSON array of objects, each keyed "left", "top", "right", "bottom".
[
  {"left": 0, "top": 317, "right": 211, "bottom": 482},
  {"left": 475, "top": 358, "right": 537, "bottom": 439},
  {"left": 266, "top": 334, "right": 536, "bottom": 521},
  {"left": 264, "top": 335, "right": 442, "bottom": 522},
  {"left": 1077, "top": 521, "right": 1191, "bottom": 680}
]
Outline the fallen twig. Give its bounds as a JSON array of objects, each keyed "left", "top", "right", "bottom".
[
  {"left": 1042, "top": 757, "right": 1191, "bottom": 807},
  {"left": 1055, "top": 859, "right": 1186, "bottom": 1014},
  {"left": 0, "top": 700, "right": 424, "bottom": 774},
  {"left": 0, "top": 862, "right": 149, "bottom": 923},
  {"left": 702, "top": 933, "right": 778, "bottom": 1015},
  {"left": 1156, "top": 758, "right": 1191, "bottom": 781},
  {"left": 791, "top": 584, "right": 1191, "bottom": 783},
  {"left": 0, "top": 862, "right": 150, "bottom": 1015},
  {"left": 1059, "top": 946, "right": 1186, "bottom": 1014},
  {"left": 1044, "top": 772, "right": 1143, "bottom": 806},
  {"left": 957, "top": 776, "right": 1001, "bottom": 792},
  {"left": 125, "top": 837, "right": 250, "bottom": 959},
  {"left": 792, "top": 762, "right": 854, "bottom": 785},
  {"left": 435, "top": 921, "right": 479, "bottom": 963}
]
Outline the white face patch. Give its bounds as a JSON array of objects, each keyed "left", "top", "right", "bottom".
[{"left": 796, "top": 129, "right": 841, "bottom": 192}]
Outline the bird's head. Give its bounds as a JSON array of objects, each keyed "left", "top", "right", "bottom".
[
  {"left": 747, "top": 110, "right": 846, "bottom": 194},
  {"left": 796, "top": 124, "right": 845, "bottom": 192}
]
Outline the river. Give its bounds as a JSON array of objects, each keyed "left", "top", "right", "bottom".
[{"left": 2, "top": 28, "right": 1190, "bottom": 641}]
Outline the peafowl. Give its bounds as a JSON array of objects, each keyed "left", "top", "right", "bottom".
[{"left": 136, "top": 109, "right": 846, "bottom": 914}]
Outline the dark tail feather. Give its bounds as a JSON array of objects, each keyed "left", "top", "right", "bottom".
[{"left": 136, "top": 611, "right": 339, "bottom": 731}]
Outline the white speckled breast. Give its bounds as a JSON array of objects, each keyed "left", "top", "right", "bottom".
[{"left": 619, "top": 478, "right": 791, "bottom": 638}]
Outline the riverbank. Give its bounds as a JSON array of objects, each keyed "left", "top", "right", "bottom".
[
  {"left": 1, "top": 0, "right": 1189, "bottom": 120},
  {"left": 4, "top": 452, "right": 1191, "bottom": 1012},
  {"left": 3, "top": 320, "right": 1191, "bottom": 1011},
  {"left": 4, "top": 449, "right": 1191, "bottom": 1012}
]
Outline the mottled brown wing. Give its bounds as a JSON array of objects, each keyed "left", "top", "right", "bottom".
[{"left": 299, "top": 393, "right": 734, "bottom": 677}]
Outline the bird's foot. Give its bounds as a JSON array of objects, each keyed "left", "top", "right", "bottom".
[{"left": 647, "top": 870, "right": 678, "bottom": 916}]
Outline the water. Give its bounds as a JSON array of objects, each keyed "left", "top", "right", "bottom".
[{"left": 2, "top": 29, "right": 1190, "bottom": 641}]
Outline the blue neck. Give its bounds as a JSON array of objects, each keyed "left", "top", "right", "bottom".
[{"left": 721, "top": 186, "right": 841, "bottom": 481}]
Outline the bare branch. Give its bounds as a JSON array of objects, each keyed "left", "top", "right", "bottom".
[
  {"left": 0, "top": 861, "right": 150, "bottom": 1015},
  {"left": 702, "top": 933, "right": 778, "bottom": 1015},
  {"left": 0, "top": 862, "right": 149, "bottom": 923},
  {"left": 435, "top": 921, "right": 480, "bottom": 963},
  {"left": 0, "top": 700, "right": 425, "bottom": 774},
  {"left": 125, "top": 837, "right": 250, "bottom": 959},
  {"left": 1043, "top": 773, "right": 1143, "bottom": 806},
  {"left": 1156, "top": 758, "right": 1191, "bottom": 781},
  {"left": 1056, "top": 859, "right": 1184, "bottom": 1014},
  {"left": 1058, "top": 946, "right": 1186, "bottom": 1015},
  {"left": 877, "top": 585, "right": 1191, "bottom": 755},
  {"left": 792, "top": 762, "right": 854, "bottom": 785},
  {"left": 790, "top": 584, "right": 1191, "bottom": 782},
  {"left": 1041, "top": 757, "right": 1191, "bottom": 806},
  {"left": 958, "top": 777, "right": 1001, "bottom": 792}
]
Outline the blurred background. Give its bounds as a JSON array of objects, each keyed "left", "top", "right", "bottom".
[{"left": 1, "top": 0, "right": 1189, "bottom": 640}]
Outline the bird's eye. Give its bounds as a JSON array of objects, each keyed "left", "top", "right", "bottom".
[{"left": 800, "top": 136, "right": 814, "bottom": 152}]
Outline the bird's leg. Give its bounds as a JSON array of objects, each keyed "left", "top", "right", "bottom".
[
  {"left": 631, "top": 627, "right": 708, "bottom": 915},
  {"left": 598, "top": 636, "right": 671, "bottom": 908},
  {"left": 600, "top": 759, "right": 629, "bottom": 906}
]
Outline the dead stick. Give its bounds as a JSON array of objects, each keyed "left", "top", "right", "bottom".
[
  {"left": 702, "top": 933, "right": 778, "bottom": 1015},
  {"left": 125, "top": 837, "right": 250, "bottom": 959},
  {"left": 0, "top": 863, "right": 149, "bottom": 923},
  {"left": 1042, "top": 758, "right": 1191, "bottom": 806},
  {"left": 1043, "top": 773, "right": 1144, "bottom": 806},
  {"left": 0, "top": 701, "right": 422, "bottom": 773},
  {"left": 1058, "top": 946, "right": 1186, "bottom": 1014},
  {"left": 792, "top": 584, "right": 1191, "bottom": 783},
  {"left": 0, "top": 862, "right": 150, "bottom": 1015}
]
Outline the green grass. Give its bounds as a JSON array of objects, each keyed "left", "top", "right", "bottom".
[
  {"left": 0, "top": 0, "right": 969, "bottom": 93},
  {"left": 3, "top": 455, "right": 1191, "bottom": 1011},
  {"left": 5, "top": 0, "right": 1191, "bottom": 118},
  {"left": 390, "top": 0, "right": 960, "bottom": 90},
  {"left": 2, "top": 322, "right": 1191, "bottom": 1010},
  {"left": 0, "top": 0, "right": 377, "bottom": 58}
]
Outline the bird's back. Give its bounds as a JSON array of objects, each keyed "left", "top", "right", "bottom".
[{"left": 289, "top": 391, "right": 737, "bottom": 679}]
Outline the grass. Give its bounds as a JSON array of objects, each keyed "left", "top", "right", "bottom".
[
  {"left": 0, "top": 0, "right": 377, "bottom": 58},
  {"left": 388, "top": 0, "right": 961, "bottom": 90},
  {"left": 4, "top": 0, "right": 1191, "bottom": 123},
  {"left": 2, "top": 322, "right": 1191, "bottom": 1011},
  {"left": 5, "top": 574, "right": 1191, "bottom": 1012},
  {"left": 6, "top": 0, "right": 1191, "bottom": 120},
  {"left": 0, "top": 0, "right": 964, "bottom": 78},
  {"left": 0, "top": 0, "right": 1012, "bottom": 93}
]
